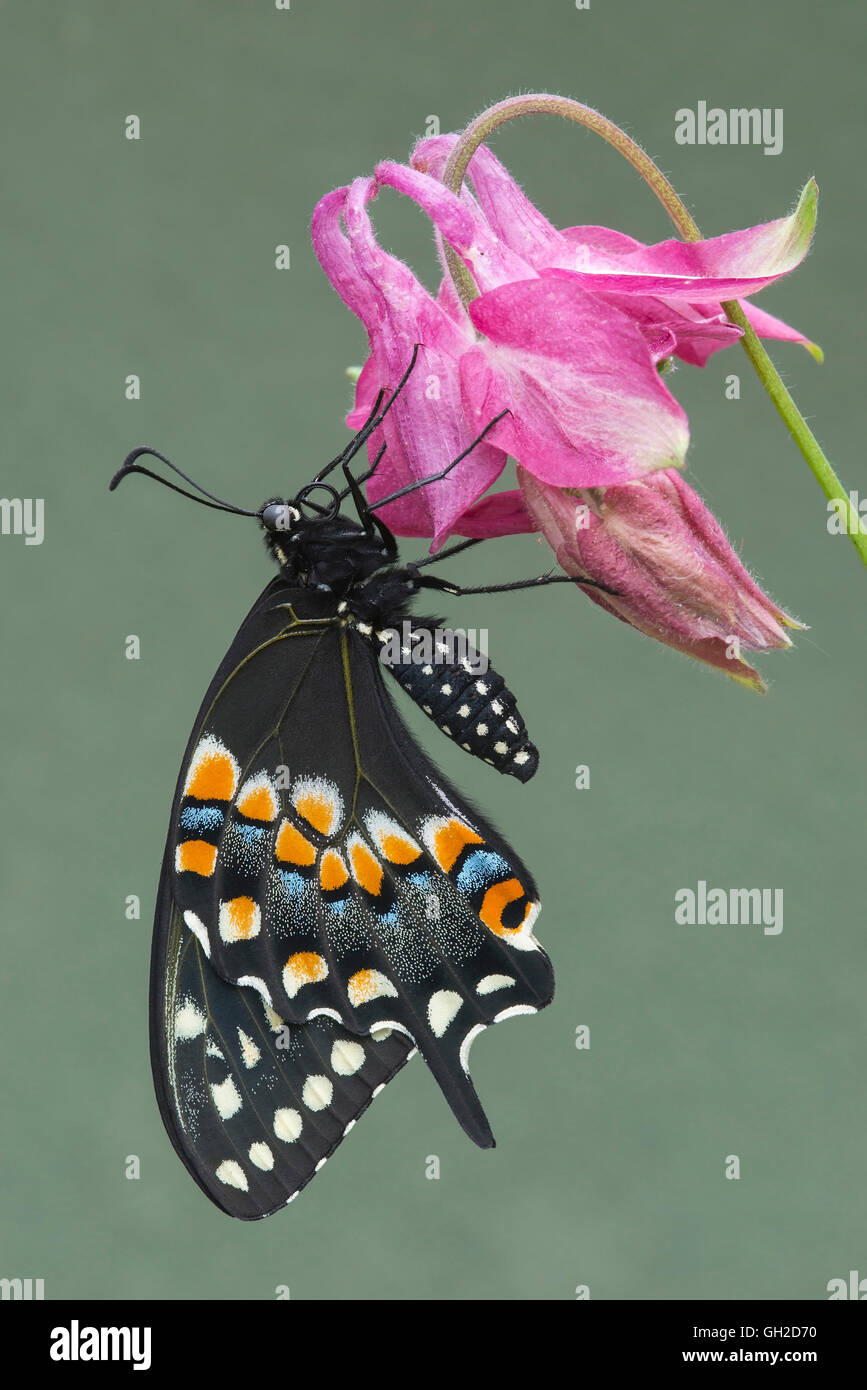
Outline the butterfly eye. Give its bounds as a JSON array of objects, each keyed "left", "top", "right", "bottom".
[{"left": 261, "top": 502, "right": 301, "bottom": 532}]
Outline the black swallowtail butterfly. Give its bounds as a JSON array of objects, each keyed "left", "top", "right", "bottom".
[{"left": 112, "top": 351, "right": 594, "bottom": 1219}]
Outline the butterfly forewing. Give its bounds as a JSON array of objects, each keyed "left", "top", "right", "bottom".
[{"left": 155, "top": 576, "right": 552, "bottom": 1211}]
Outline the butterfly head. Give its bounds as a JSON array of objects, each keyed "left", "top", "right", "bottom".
[{"left": 259, "top": 485, "right": 391, "bottom": 591}]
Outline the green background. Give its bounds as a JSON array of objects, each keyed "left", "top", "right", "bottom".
[{"left": 1, "top": 0, "right": 864, "bottom": 1301}]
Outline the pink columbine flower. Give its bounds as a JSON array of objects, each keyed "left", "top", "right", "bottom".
[
  {"left": 412, "top": 135, "right": 822, "bottom": 370},
  {"left": 517, "top": 466, "right": 804, "bottom": 693},
  {"left": 312, "top": 140, "right": 817, "bottom": 544}
]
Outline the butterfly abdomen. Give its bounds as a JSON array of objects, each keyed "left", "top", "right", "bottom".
[{"left": 377, "top": 624, "right": 539, "bottom": 782}]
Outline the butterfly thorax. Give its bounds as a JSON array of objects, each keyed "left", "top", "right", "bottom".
[
  {"left": 262, "top": 509, "right": 393, "bottom": 592},
  {"left": 261, "top": 505, "right": 421, "bottom": 630}
]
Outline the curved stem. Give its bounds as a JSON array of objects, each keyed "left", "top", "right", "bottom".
[
  {"left": 442, "top": 94, "right": 866, "bottom": 569},
  {"left": 443, "top": 94, "right": 701, "bottom": 235},
  {"left": 441, "top": 94, "right": 700, "bottom": 309}
]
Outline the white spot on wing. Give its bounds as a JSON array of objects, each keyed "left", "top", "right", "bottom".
[
  {"left": 460, "top": 1023, "right": 487, "bottom": 1073},
  {"left": 210, "top": 1076, "right": 242, "bottom": 1119},
  {"left": 215, "top": 1159, "right": 248, "bottom": 1191},
  {"left": 273, "top": 1107, "right": 303, "bottom": 1142},
  {"left": 330, "top": 1040, "right": 365, "bottom": 1076},
  {"left": 302, "top": 1075, "right": 334, "bottom": 1111},
  {"left": 428, "top": 990, "right": 462, "bottom": 1037},
  {"left": 237, "top": 975, "right": 273, "bottom": 1008},
  {"left": 174, "top": 997, "right": 206, "bottom": 1041},
  {"left": 477, "top": 974, "right": 516, "bottom": 996},
  {"left": 493, "top": 1005, "right": 538, "bottom": 1023},
  {"left": 183, "top": 911, "right": 211, "bottom": 958},
  {"left": 238, "top": 1028, "right": 261, "bottom": 1068}
]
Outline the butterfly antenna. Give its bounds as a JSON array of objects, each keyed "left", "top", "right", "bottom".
[
  {"left": 110, "top": 447, "right": 259, "bottom": 518},
  {"left": 314, "top": 343, "right": 421, "bottom": 484}
]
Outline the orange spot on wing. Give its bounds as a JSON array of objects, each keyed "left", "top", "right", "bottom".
[
  {"left": 381, "top": 832, "right": 421, "bottom": 865},
  {"left": 432, "top": 819, "right": 483, "bottom": 873},
  {"left": 285, "top": 952, "right": 327, "bottom": 985},
  {"left": 224, "top": 896, "right": 258, "bottom": 939},
  {"left": 237, "top": 784, "right": 277, "bottom": 822},
  {"left": 349, "top": 842, "right": 383, "bottom": 896},
  {"left": 187, "top": 752, "right": 236, "bottom": 801},
  {"left": 479, "top": 878, "right": 527, "bottom": 936},
  {"left": 347, "top": 968, "right": 395, "bottom": 1005},
  {"left": 176, "top": 840, "right": 217, "bottom": 876},
  {"left": 275, "top": 820, "right": 316, "bottom": 867},
  {"left": 320, "top": 849, "right": 349, "bottom": 891},
  {"left": 296, "top": 791, "right": 335, "bottom": 835}
]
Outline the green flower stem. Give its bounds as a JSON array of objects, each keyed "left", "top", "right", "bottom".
[
  {"left": 441, "top": 94, "right": 866, "bottom": 568},
  {"left": 720, "top": 300, "right": 867, "bottom": 563}
]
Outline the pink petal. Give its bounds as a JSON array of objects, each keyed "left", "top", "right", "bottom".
[
  {"left": 412, "top": 134, "right": 565, "bottom": 266},
  {"left": 311, "top": 183, "right": 382, "bottom": 325},
  {"left": 374, "top": 160, "right": 536, "bottom": 294},
  {"left": 463, "top": 277, "right": 689, "bottom": 486},
  {"left": 451, "top": 489, "right": 537, "bottom": 538},
  {"left": 543, "top": 180, "right": 818, "bottom": 301},
  {"left": 560, "top": 224, "right": 647, "bottom": 259},
  {"left": 314, "top": 179, "right": 507, "bottom": 542},
  {"left": 590, "top": 292, "right": 743, "bottom": 366},
  {"left": 741, "top": 301, "right": 823, "bottom": 362},
  {"left": 345, "top": 353, "right": 380, "bottom": 429}
]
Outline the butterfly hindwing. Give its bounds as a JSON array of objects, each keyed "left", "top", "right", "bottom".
[
  {"left": 155, "top": 576, "right": 552, "bottom": 1212},
  {"left": 153, "top": 888, "right": 416, "bottom": 1219}
]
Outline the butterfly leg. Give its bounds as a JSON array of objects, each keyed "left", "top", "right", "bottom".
[
  {"left": 340, "top": 442, "right": 399, "bottom": 561},
  {"left": 365, "top": 412, "right": 509, "bottom": 514},
  {"left": 414, "top": 572, "right": 620, "bottom": 598}
]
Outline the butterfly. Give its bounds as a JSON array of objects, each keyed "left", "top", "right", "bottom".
[{"left": 112, "top": 350, "right": 598, "bottom": 1219}]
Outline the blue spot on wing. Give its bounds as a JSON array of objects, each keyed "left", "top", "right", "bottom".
[
  {"left": 180, "top": 805, "right": 224, "bottom": 832},
  {"left": 407, "top": 871, "right": 434, "bottom": 890},
  {"left": 280, "top": 870, "right": 307, "bottom": 899},
  {"left": 235, "top": 823, "right": 267, "bottom": 846},
  {"left": 456, "top": 850, "right": 512, "bottom": 894}
]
